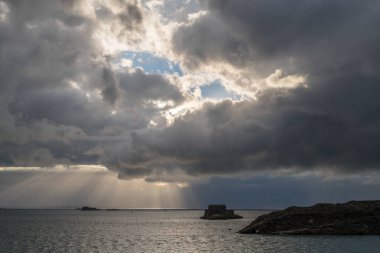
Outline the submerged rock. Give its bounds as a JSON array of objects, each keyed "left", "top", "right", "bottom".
[
  {"left": 201, "top": 204, "right": 243, "bottom": 220},
  {"left": 239, "top": 200, "right": 380, "bottom": 235}
]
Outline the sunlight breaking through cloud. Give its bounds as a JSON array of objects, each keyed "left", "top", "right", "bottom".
[
  {"left": 1, "top": 0, "right": 380, "bottom": 207},
  {"left": 0, "top": 167, "right": 196, "bottom": 208}
]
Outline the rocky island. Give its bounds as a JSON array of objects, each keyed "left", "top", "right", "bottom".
[
  {"left": 201, "top": 204, "right": 243, "bottom": 220},
  {"left": 239, "top": 200, "right": 380, "bottom": 235},
  {"left": 78, "top": 206, "right": 100, "bottom": 211}
]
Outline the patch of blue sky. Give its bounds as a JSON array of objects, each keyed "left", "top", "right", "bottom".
[
  {"left": 118, "top": 51, "right": 239, "bottom": 100},
  {"left": 200, "top": 81, "right": 241, "bottom": 100},
  {"left": 121, "top": 51, "right": 183, "bottom": 76}
]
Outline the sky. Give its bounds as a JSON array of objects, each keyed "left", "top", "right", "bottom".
[{"left": 1, "top": 0, "right": 380, "bottom": 209}]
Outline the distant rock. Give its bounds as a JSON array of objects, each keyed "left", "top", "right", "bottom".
[
  {"left": 239, "top": 200, "right": 380, "bottom": 235},
  {"left": 201, "top": 204, "right": 243, "bottom": 220},
  {"left": 79, "top": 206, "right": 100, "bottom": 211}
]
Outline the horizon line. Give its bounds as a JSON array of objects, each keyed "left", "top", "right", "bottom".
[{"left": 0, "top": 207, "right": 277, "bottom": 211}]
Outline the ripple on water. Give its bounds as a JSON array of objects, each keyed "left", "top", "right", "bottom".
[{"left": 0, "top": 210, "right": 379, "bottom": 253}]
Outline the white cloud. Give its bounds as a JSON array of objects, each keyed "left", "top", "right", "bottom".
[{"left": 0, "top": 1, "right": 9, "bottom": 23}]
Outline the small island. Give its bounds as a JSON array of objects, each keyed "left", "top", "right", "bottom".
[
  {"left": 239, "top": 200, "right": 380, "bottom": 235},
  {"left": 78, "top": 206, "right": 100, "bottom": 211},
  {"left": 201, "top": 204, "right": 243, "bottom": 220}
]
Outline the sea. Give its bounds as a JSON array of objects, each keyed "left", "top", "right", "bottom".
[{"left": 0, "top": 209, "right": 379, "bottom": 253}]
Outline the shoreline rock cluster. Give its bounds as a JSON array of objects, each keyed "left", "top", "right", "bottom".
[{"left": 239, "top": 200, "right": 380, "bottom": 235}]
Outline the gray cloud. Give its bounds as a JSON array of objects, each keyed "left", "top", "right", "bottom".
[
  {"left": 118, "top": 3, "right": 143, "bottom": 30},
  {"left": 101, "top": 68, "right": 120, "bottom": 105},
  {"left": 118, "top": 69, "right": 185, "bottom": 108},
  {"left": 101, "top": 95, "right": 372, "bottom": 180},
  {"left": 1, "top": 0, "right": 380, "bottom": 184},
  {"left": 101, "top": 0, "right": 380, "bottom": 181},
  {"left": 0, "top": 0, "right": 185, "bottom": 167},
  {"left": 173, "top": 13, "right": 250, "bottom": 69},
  {"left": 174, "top": 0, "right": 380, "bottom": 75},
  {"left": 145, "top": 0, "right": 202, "bottom": 24}
]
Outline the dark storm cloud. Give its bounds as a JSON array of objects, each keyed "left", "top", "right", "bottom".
[
  {"left": 114, "top": 0, "right": 146, "bottom": 42},
  {"left": 102, "top": 0, "right": 380, "bottom": 181},
  {"left": 174, "top": 0, "right": 380, "bottom": 74},
  {"left": 2, "top": 0, "right": 380, "bottom": 183},
  {"left": 189, "top": 176, "right": 380, "bottom": 209},
  {"left": 95, "top": 0, "right": 144, "bottom": 32},
  {"left": 102, "top": 93, "right": 379, "bottom": 180},
  {"left": 101, "top": 68, "right": 120, "bottom": 105},
  {"left": 118, "top": 69, "right": 185, "bottom": 108},
  {"left": 173, "top": 13, "right": 250, "bottom": 69},
  {"left": 118, "top": 3, "right": 143, "bottom": 29},
  {"left": 0, "top": 0, "right": 185, "bottom": 167}
]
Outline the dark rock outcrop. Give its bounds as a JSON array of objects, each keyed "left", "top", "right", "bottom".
[
  {"left": 79, "top": 206, "right": 99, "bottom": 211},
  {"left": 239, "top": 200, "right": 380, "bottom": 235},
  {"left": 201, "top": 204, "right": 243, "bottom": 220}
]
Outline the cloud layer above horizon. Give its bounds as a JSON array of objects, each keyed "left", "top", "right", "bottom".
[{"left": 1, "top": 0, "right": 380, "bottom": 184}]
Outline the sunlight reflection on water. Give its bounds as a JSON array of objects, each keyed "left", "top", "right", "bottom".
[{"left": 0, "top": 210, "right": 379, "bottom": 253}]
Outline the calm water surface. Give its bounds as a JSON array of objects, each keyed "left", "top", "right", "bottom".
[{"left": 0, "top": 210, "right": 379, "bottom": 252}]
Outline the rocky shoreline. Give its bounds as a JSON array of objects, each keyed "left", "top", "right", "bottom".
[{"left": 239, "top": 200, "right": 380, "bottom": 235}]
